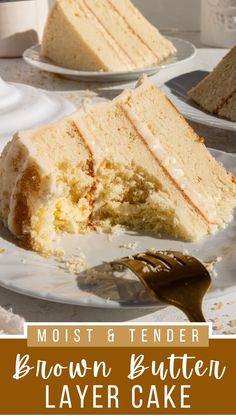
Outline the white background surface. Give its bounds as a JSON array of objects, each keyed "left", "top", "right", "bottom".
[
  {"left": 133, "top": 0, "right": 201, "bottom": 30},
  {"left": 48, "top": 0, "right": 201, "bottom": 30}
]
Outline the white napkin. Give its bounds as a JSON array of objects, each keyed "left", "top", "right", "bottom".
[{"left": 0, "top": 306, "right": 24, "bottom": 335}]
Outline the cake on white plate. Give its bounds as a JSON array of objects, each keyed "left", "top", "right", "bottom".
[
  {"left": 0, "top": 77, "right": 236, "bottom": 255},
  {"left": 41, "top": 0, "right": 176, "bottom": 72},
  {"left": 188, "top": 45, "right": 236, "bottom": 122}
]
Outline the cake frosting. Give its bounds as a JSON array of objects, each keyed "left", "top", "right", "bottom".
[{"left": 0, "top": 77, "right": 236, "bottom": 255}]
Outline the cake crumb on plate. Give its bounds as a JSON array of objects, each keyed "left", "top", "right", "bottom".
[
  {"left": 212, "top": 302, "right": 224, "bottom": 311},
  {"left": 119, "top": 242, "right": 140, "bottom": 250},
  {"left": 57, "top": 254, "right": 88, "bottom": 274}
]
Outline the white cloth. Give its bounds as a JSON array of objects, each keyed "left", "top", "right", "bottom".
[{"left": 0, "top": 306, "right": 24, "bottom": 335}]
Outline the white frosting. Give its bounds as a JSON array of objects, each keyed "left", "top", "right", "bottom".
[
  {"left": 164, "top": 157, "right": 177, "bottom": 166},
  {"left": 74, "top": 115, "right": 103, "bottom": 169},
  {"left": 173, "top": 168, "right": 185, "bottom": 179},
  {"left": 7, "top": 154, "right": 33, "bottom": 233}
]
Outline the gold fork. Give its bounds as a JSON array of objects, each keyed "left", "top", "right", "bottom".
[{"left": 111, "top": 250, "right": 212, "bottom": 322}]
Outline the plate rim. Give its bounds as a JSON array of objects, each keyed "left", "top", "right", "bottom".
[
  {"left": 0, "top": 149, "right": 235, "bottom": 310},
  {"left": 1, "top": 269, "right": 236, "bottom": 310},
  {"left": 0, "top": 80, "right": 76, "bottom": 150},
  {"left": 161, "top": 70, "right": 236, "bottom": 132},
  {"left": 23, "top": 37, "right": 196, "bottom": 81}
]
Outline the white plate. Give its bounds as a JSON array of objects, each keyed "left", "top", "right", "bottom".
[
  {"left": 0, "top": 78, "right": 76, "bottom": 151},
  {"left": 162, "top": 70, "right": 236, "bottom": 131},
  {"left": 23, "top": 37, "right": 196, "bottom": 82},
  {"left": 0, "top": 149, "right": 236, "bottom": 309}
]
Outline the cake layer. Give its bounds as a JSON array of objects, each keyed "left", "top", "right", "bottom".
[
  {"left": 122, "top": 80, "right": 236, "bottom": 225},
  {"left": 1, "top": 78, "right": 236, "bottom": 254},
  {"left": 110, "top": 0, "right": 176, "bottom": 62},
  {"left": 83, "top": 0, "right": 158, "bottom": 68},
  {"left": 188, "top": 46, "right": 236, "bottom": 114},
  {"left": 41, "top": 0, "right": 176, "bottom": 71},
  {"left": 41, "top": 0, "right": 130, "bottom": 71}
]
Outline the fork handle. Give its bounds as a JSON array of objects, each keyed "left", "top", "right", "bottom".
[{"left": 183, "top": 306, "right": 206, "bottom": 323}]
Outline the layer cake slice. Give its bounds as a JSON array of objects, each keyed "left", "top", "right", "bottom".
[
  {"left": 41, "top": 0, "right": 176, "bottom": 72},
  {"left": 0, "top": 78, "right": 236, "bottom": 254},
  {"left": 188, "top": 45, "right": 236, "bottom": 122}
]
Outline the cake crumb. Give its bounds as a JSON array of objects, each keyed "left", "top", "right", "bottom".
[
  {"left": 119, "top": 242, "right": 139, "bottom": 250},
  {"left": 227, "top": 300, "right": 236, "bottom": 306},
  {"left": 99, "top": 223, "right": 125, "bottom": 241},
  {"left": 109, "top": 225, "right": 125, "bottom": 236},
  {"left": 203, "top": 256, "right": 222, "bottom": 278},
  {"left": 0, "top": 248, "right": 5, "bottom": 255},
  {"left": 58, "top": 254, "right": 88, "bottom": 274},
  {"left": 54, "top": 249, "right": 65, "bottom": 258},
  {"left": 213, "top": 325, "right": 224, "bottom": 331},
  {"left": 147, "top": 248, "right": 157, "bottom": 253},
  {"left": 210, "top": 317, "right": 220, "bottom": 323},
  {"left": 212, "top": 302, "right": 224, "bottom": 311},
  {"left": 229, "top": 320, "right": 236, "bottom": 327}
]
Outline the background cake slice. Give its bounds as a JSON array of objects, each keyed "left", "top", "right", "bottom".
[
  {"left": 109, "top": 0, "right": 176, "bottom": 63},
  {"left": 188, "top": 45, "right": 236, "bottom": 120},
  {"left": 0, "top": 78, "right": 236, "bottom": 255},
  {"left": 41, "top": 0, "right": 176, "bottom": 72}
]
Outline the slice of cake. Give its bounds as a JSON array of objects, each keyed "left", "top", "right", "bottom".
[
  {"left": 41, "top": 0, "right": 176, "bottom": 72},
  {"left": 0, "top": 77, "right": 236, "bottom": 255},
  {"left": 188, "top": 45, "right": 236, "bottom": 121}
]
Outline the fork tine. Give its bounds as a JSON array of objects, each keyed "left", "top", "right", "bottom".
[
  {"left": 172, "top": 252, "right": 207, "bottom": 273},
  {"left": 111, "top": 258, "right": 166, "bottom": 300},
  {"left": 111, "top": 250, "right": 211, "bottom": 323},
  {"left": 147, "top": 251, "right": 183, "bottom": 269},
  {"left": 111, "top": 259, "right": 149, "bottom": 282},
  {"left": 171, "top": 251, "right": 193, "bottom": 264},
  {"left": 168, "top": 252, "right": 186, "bottom": 266},
  {"left": 135, "top": 254, "right": 169, "bottom": 270},
  {"left": 170, "top": 251, "right": 197, "bottom": 263}
]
